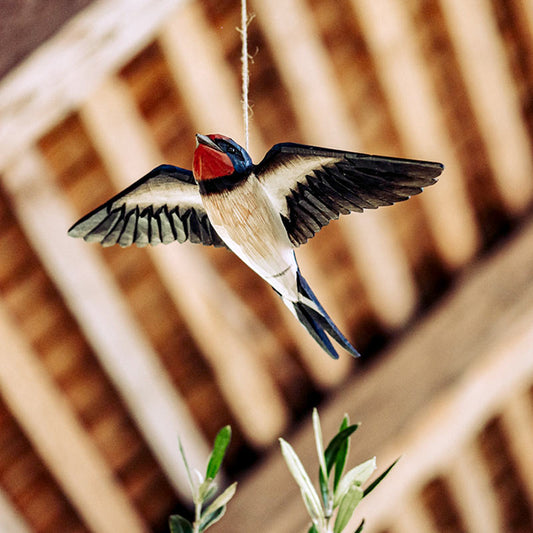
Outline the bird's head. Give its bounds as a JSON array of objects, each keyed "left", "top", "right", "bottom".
[{"left": 193, "top": 134, "right": 252, "bottom": 182}]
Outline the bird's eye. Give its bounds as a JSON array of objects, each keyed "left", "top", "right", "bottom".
[
  {"left": 223, "top": 142, "right": 243, "bottom": 160},
  {"left": 217, "top": 139, "right": 230, "bottom": 151},
  {"left": 215, "top": 139, "right": 245, "bottom": 162}
]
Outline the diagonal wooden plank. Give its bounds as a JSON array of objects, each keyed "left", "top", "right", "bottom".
[
  {"left": 80, "top": 77, "right": 288, "bottom": 446},
  {"left": 2, "top": 149, "right": 210, "bottom": 500},
  {"left": 251, "top": 0, "right": 418, "bottom": 331},
  {"left": 0, "top": 488, "right": 31, "bottom": 533},
  {"left": 0, "top": 298, "right": 148, "bottom": 533},
  {"left": 350, "top": 0, "right": 480, "bottom": 268},
  {"left": 0, "top": 0, "right": 190, "bottom": 171},
  {"left": 439, "top": 0, "right": 533, "bottom": 213}
]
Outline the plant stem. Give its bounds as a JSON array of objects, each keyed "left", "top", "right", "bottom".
[{"left": 193, "top": 501, "right": 202, "bottom": 533}]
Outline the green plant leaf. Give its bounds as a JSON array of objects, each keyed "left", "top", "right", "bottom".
[
  {"left": 169, "top": 515, "right": 194, "bottom": 533},
  {"left": 333, "top": 484, "right": 363, "bottom": 533},
  {"left": 313, "top": 409, "right": 329, "bottom": 508},
  {"left": 199, "top": 505, "right": 226, "bottom": 531},
  {"left": 353, "top": 518, "right": 365, "bottom": 533},
  {"left": 178, "top": 437, "right": 197, "bottom": 500},
  {"left": 334, "top": 458, "right": 376, "bottom": 507},
  {"left": 325, "top": 424, "right": 359, "bottom": 474},
  {"left": 206, "top": 426, "right": 231, "bottom": 481},
  {"left": 308, "top": 525, "right": 319, "bottom": 533},
  {"left": 333, "top": 415, "right": 350, "bottom": 492},
  {"left": 363, "top": 458, "right": 399, "bottom": 498},
  {"left": 198, "top": 478, "right": 216, "bottom": 502},
  {"left": 313, "top": 407, "right": 329, "bottom": 492},
  {"left": 202, "top": 482, "right": 237, "bottom": 518},
  {"left": 319, "top": 468, "right": 329, "bottom": 512},
  {"left": 279, "top": 438, "right": 324, "bottom": 528}
]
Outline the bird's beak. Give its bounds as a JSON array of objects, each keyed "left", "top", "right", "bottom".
[{"left": 196, "top": 133, "right": 223, "bottom": 152}]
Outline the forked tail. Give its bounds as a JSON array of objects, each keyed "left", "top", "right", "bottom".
[{"left": 283, "top": 271, "right": 360, "bottom": 359}]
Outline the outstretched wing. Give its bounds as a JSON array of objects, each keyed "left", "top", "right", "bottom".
[
  {"left": 68, "top": 165, "right": 225, "bottom": 247},
  {"left": 255, "top": 143, "right": 443, "bottom": 246}
]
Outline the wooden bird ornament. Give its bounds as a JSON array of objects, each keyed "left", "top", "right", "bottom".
[{"left": 69, "top": 134, "right": 443, "bottom": 358}]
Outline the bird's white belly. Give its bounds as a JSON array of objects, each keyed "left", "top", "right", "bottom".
[{"left": 201, "top": 179, "right": 299, "bottom": 299}]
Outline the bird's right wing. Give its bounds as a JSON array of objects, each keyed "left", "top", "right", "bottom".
[{"left": 68, "top": 165, "right": 225, "bottom": 247}]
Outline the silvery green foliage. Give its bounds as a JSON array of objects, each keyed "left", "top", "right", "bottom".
[
  {"left": 280, "top": 409, "right": 397, "bottom": 533},
  {"left": 169, "top": 411, "right": 396, "bottom": 533},
  {"left": 169, "top": 426, "right": 236, "bottom": 533}
]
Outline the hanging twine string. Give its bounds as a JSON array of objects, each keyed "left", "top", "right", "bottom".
[{"left": 239, "top": 0, "right": 251, "bottom": 151}]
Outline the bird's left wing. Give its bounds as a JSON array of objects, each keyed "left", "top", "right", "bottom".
[
  {"left": 68, "top": 165, "right": 225, "bottom": 247},
  {"left": 255, "top": 143, "right": 443, "bottom": 246}
]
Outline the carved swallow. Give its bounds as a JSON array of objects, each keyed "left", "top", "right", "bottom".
[{"left": 69, "top": 134, "right": 443, "bottom": 358}]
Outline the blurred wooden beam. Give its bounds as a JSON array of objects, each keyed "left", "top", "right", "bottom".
[
  {"left": 252, "top": 0, "right": 354, "bottom": 144},
  {"left": 445, "top": 444, "right": 505, "bottom": 533},
  {"left": 341, "top": 211, "right": 417, "bottom": 330},
  {"left": 350, "top": 0, "right": 480, "bottom": 268},
  {"left": 448, "top": 446, "right": 501, "bottom": 533},
  {"left": 523, "top": 0, "right": 533, "bottom": 35},
  {"left": 0, "top": 299, "right": 148, "bottom": 533},
  {"left": 80, "top": 77, "right": 288, "bottom": 446},
  {"left": 159, "top": 1, "right": 265, "bottom": 157},
  {"left": 2, "top": 149, "right": 210, "bottom": 499},
  {"left": 439, "top": 0, "right": 533, "bottom": 213},
  {"left": 252, "top": 0, "right": 418, "bottom": 331},
  {"left": 217, "top": 213, "right": 533, "bottom": 532},
  {"left": 160, "top": 4, "right": 353, "bottom": 384},
  {"left": 393, "top": 502, "right": 434, "bottom": 533},
  {"left": 0, "top": 0, "right": 188, "bottom": 171},
  {"left": 0, "top": 489, "right": 31, "bottom": 533},
  {"left": 501, "top": 392, "right": 533, "bottom": 507}
]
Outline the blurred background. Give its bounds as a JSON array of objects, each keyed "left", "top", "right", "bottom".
[{"left": 1, "top": 0, "right": 533, "bottom": 532}]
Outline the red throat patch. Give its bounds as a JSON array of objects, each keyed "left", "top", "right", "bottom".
[{"left": 193, "top": 144, "right": 234, "bottom": 181}]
